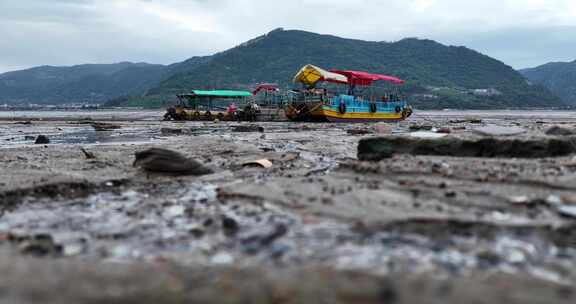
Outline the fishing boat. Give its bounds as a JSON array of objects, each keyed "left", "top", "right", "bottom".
[
  {"left": 286, "top": 64, "right": 412, "bottom": 122},
  {"left": 164, "top": 88, "right": 266, "bottom": 120}
]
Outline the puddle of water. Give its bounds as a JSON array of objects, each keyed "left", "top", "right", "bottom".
[{"left": 1, "top": 126, "right": 162, "bottom": 147}]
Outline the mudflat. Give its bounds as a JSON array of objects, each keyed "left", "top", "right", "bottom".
[{"left": 1, "top": 110, "right": 576, "bottom": 303}]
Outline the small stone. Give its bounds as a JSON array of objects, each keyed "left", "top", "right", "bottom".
[
  {"left": 556, "top": 205, "right": 576, "bottom": 218},
  {"left": 91, "top": 122, "right": 121, "bottom": 131},
  {"left": 211, "top": 252, "right": 234, "bottom": 265},
  {"left": 436, "top": 127, "right": 452, "bottom": 134},
  {"left": 508, "top": 196, "right": 530, "bottom": 205},
  {"left": 34, "top": 135, "right": 50, "bottom": 144},
  {"left": 233, "top": 125, "right": 264, "bottom": 132},
  {"left": 409, "top": 124, "right": 433, "bottom": 131},
  {"left": 347, "top": 129, "right": 372, "bottom": 135},
  {"left": 222, "top": 217, "right": 240, "bottom": 235},
  {"left": 545, "top": 126, "right": 574, "bottom": 136},
  {"left": 163, "top": 205, "right": 185, "bottom": 219},
  {"left": 18, "top": 235, "right": 61, "bottom": 257},
  {"left": 546, "top": 195, "right": 562, "bottom": 206},
  {"left": 160, "top": 128, "right": 183, "bottom": 135}
]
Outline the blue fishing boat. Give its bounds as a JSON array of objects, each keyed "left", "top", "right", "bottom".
[{"left": 286, "top": 65, "right": 412, "bottom": 122}]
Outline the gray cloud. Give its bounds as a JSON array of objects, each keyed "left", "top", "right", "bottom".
[{"left": 0, "top": 0, "right": 575, "bottom": 73}]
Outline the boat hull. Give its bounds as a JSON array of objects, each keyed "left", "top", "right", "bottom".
[{"left": 286, "top": 98, "right": 411, "bottom": 123}]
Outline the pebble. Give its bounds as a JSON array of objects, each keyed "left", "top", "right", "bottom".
[
  {"left": 545, "top": 126, "right": 574, "bottom": 136},
  {"left": 34, "top": 135, "right": 50, "bottom": 144}
]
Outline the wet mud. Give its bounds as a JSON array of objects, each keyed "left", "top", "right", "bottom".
[{"left": 2, "top": 111, "right": 576, "bottom": 302}]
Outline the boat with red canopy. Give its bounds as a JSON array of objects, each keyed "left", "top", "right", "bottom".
[{"left": 286, "top": 64, "right": 412, "bottom": 122}]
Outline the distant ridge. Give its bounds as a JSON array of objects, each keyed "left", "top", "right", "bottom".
[
  {"left": 520, "top": 60, "right": 576, "bottom": 105},
  {"left": 0, "top": 62, "right": 167, "bottom": 104},
  {"left": 0, "top": 29, "right": 564, "bottom": 109}
]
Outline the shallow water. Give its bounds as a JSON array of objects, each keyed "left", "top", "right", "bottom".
[{"left": 0, "top": 109, "right": 163, "bottom": 120}]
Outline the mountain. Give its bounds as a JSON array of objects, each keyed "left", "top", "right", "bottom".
[
  {"left": 145, "top": 29, "right": 562, "bottom": 109},
  {"left": 0, "top": 29, "right": 564, "bottom": 109},
  {"left": 520, "top": 60, "right": 576, "bottom": 105},
  {"left": 0, "top": 62, "right": 167, "bottom": 104}
]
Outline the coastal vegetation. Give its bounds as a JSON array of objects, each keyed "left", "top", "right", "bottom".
[{"left": 0, "top": 29, "right": 564, "bottom": 109}]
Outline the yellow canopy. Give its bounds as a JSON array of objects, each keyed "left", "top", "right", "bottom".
[{"left": 292, "top": 64, "right": 348, "bottom": 87}]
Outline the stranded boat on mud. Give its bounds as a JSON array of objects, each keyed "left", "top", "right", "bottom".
[
  {"left": 286, "top": 64, "right": 412, "bottom": 122},
  {"left": 163, "top": 87, "right": 285, "bottom": 121},
  {"left": 163, "top": 65, "right": 412, "bottom": 123}
]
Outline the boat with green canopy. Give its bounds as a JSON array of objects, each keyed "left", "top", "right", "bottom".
[{"left": 164, "top": 90, "right": 256, "bottom": 121}]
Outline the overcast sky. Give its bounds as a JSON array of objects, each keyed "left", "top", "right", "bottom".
[{"left": 0, "top": 0, "right": 575, "bottom": 73}]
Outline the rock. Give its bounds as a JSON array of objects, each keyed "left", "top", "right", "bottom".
[
  {"left": 358, "top": 136, "right": 576, "bottom": 161},
  {"left": 24, "top": 135, "right": 35, "bottom": 141},
  {"left": 437, "top": 128, "right": 452, "bottom": 134},
  {"left": 556, "top": 205, "right": 576, "bottom": 218},
  {"left": 91, "top": 122, "right": 121, "bottom": 131},
  {"left": 34, "top": 135, "right": 50, "bottom": 144},
  {"left": 160, "top": 128, "right": 184, "bottom": 136},
  {"left": 409, "top": 124, "right": 433, "bottom": 131},
  {"left": 241, "top": 224, "right": 289, "bottom": 254},
  {"left": 222, "top": 217, "right": 240, "bottom": 235},
  {"left": 449, "top": 118, "right": 483, "bottom": 124},
  {"left": 473, "top": 125, "right": 526, "bottom": 136},
  {"left": 545, "top": 126, "right": 574, "bottom": 136},
  {"left": 233, "top": 125, "right": 264, "bottom": 132},
  {"left": 347, "top": 129, "right": 372, "bottom": 135},
  {"left": 133, "top": 148, "right": 214, "bottom": 175},
  {"left": 17, "top": 234, "right": 62, "bottom": 257}
]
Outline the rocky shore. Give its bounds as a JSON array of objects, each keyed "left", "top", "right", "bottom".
[{"left": 1, "top": 111, "right": 576, "bottom": 303}]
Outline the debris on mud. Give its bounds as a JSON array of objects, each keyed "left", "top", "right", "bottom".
[
  {"left": 436, "top": 127, "right": 452, "bottom": 134},
  {"left": 80, "top": 147, "right": 96, "bottom": 160},
  {"left": 233, "top": 125, "right": 264, "bottom": 133},
  {"left": 91, "top": 122, "right": 121, "bottom": 131},
  {"left": 450, "top": 118, "right": 483, "bottom": 124},
  {"left": 358, "top": 136, "right": 576, "bottom": 160},
  {"left": 34, "top": 135, "right": 50, "bottom": 144},
  {"left": 133, "top": 148, "right": 214, "bottom": 175},
  {"left": 473, "top": 125, "right": 526, "bottom": 136},
  {"left": 347, "top": 128, "right": 373, "bottom": 135},
  {"left": 409, "top": 124, "right": 434, "bottom": 131},
  {"left": 160, "top": 127, "right": 193, "bottom": 136},
  {"left": 242, "top": 159, "right": 273, "bottom": 168}
]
